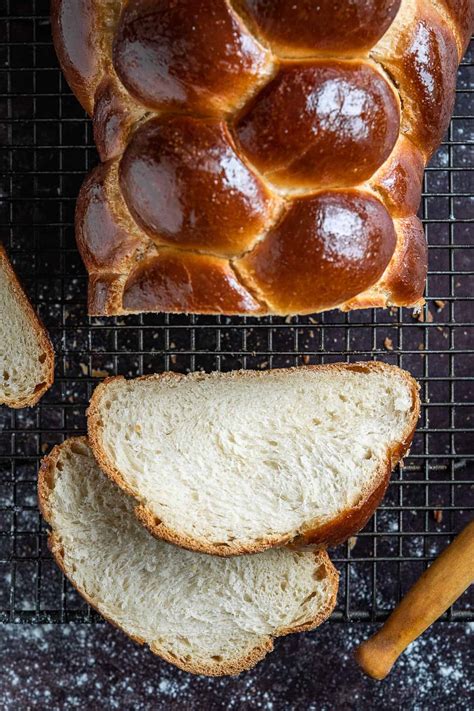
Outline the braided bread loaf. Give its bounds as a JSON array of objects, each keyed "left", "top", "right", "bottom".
[{"left": 52, "top": 1, "right": 472, "bottom": 316}]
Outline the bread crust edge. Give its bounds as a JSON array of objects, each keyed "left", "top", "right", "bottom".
[
  {"left": 38, "top": 436, "right": 339, "bottom": 676},
  {"left": 0, "top": 244, "right": 55, "bottom": 408},
  {"left": 87, "top": 361, "right": 420, "bottom": 556}
]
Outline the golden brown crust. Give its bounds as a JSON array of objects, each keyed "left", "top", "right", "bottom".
[
  {"left": 112, "top": 0, "right": 273, "bottom": 116},
  {"left": 0, "top": 244, "right": 55, "bottom": 408},
  {"left": 52, "top": 0, "right": 470, "bottom": 316},
  {"left": 238, "top": 0, "right": 402, "bottom": 56},
  {"left": 51, "top": 0, "right": 108, "bottom": 114},
  {"left": 371, "top": 135, "right": 425, "bottom": 218},
  {"left": 38, "top": 437, "right": 338, "bottom": 676},
  {"left": 380, "top": 216, "right": 428, "bottom": 306},
  {"left": 235, "top": 60, "right": 401, "bottom": 190},
  {"left": 75, "top": 159, "right": 147, "bottom": 273},
  {"left": 93, "top": 76, "right": 146, "bottom": 162},
  {"left": 52, "top": 0, "right": 147, "bottom": 161},
  {"left": 342, "top": 215, "right": 428, "bottom": 311},
  {"left": 119, "top": 115, "right": 280, "bottom": 256},
  {"left": 235, "top": 190, "right": 397, "bottom": 315},
  {"left": 87, "top": 361, "right": 420, "bottom": 556},
  {"left": 121, "top": 251, "right": 264, "bottom": 315},
  {"left": 372, "top": 0, "right": 463, "bottom": 159},
  {"left": 87, "top": 272, "right": 129, "bottom": 316},
  {"left": 435, "top": 0, "right": 474, "bottom": 55}
]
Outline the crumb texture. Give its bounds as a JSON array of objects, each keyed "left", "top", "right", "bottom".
[
  {"left": 45, "top": 439, "right": 336, "bottom": 674},
  {"left": 91, "top": 365, "right": 417, "bottom": 548},
  {"left": 0, "top": 250, "right": 53, "bottom": 407}
]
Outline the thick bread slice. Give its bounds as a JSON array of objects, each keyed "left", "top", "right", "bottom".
[
  {"left": 88, "top": 362, "right": 420, "bottom": 556},
  {"left": 0, "top": 245, "right": 54, "bottom": 408},
  {"left": 38, "top": 438, "right": 338, "bottom": 676}
]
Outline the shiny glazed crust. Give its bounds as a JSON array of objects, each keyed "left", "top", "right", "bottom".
[
  {"left": 52, "top": 0, "right": 472, "bottom": 316},
  {"left": 38, "top": 437, "right": 339, "bottom": 676},
  {"left": 0, "top": 245, "right": 55, "bottom": 408},
  {"left": 87, "top": 362, "right": 421, "bottom": 556}
]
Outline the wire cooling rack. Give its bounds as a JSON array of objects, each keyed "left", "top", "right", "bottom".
[{"left": 0, "top": 3, "right": 472, "bottom": 624}]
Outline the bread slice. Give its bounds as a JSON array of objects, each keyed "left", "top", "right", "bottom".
[
  {"left": 0, "top": 244, "right": 54, "bottom": 408},
  {"left": 39, "top": 438, "right": 338, "bottom": 676},
  {"left": 88, "top": 362, "right": 420, "bottom": 556}
]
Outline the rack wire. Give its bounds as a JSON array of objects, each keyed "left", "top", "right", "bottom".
[{"left": 0, "top": 2, "right": 472, "bottom": 624}]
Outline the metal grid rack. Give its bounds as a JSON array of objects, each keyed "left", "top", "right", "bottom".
[{"left": 0, "top": 2, "right": 472, "bottom": 624}]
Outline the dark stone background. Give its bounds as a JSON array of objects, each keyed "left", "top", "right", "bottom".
[{"left": 1, "top": 622, "right": 473, "bottom": 710}]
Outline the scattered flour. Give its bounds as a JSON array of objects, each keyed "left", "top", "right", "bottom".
[{"left": 0, "top": 622, "right": 471, "bottom": 710}]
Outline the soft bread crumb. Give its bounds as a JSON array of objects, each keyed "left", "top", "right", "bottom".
[
  {"left": 0, "top": 246, "right": 54, "bottom": 407},
  {"left": 40, "top": 439, "right": 338, "bottom": 676},
  {"left": 88, "top": 363, "right": 419, "bottom": 553}
]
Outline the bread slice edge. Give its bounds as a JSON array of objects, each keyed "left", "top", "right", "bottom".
[
  {"left": 0, "top": 244, "right": 54, "bottom": 408},
  {"left": 38, "top": 436, "right": 339, "bottom": 676},
  {"left": 87, "top": 361, "right": 420, "bottom": 557}
]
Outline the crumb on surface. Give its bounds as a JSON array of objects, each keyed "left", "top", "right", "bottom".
[
  {"left": 91, "top": 369, "right": 109, "bottom": 378},
  {"left": 413, "top": 308, "right": 434, "bottom": 323}
]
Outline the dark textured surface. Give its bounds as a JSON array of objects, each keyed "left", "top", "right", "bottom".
[
  {"left": 0, "top": 622, "right": 473, "bottom": 710},
  {"left": 0, "top": 2, "right": 472, "bottom": 707}
]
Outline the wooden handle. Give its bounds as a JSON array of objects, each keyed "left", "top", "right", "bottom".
[{"left": 355, "top": 520, "right": 474, "bottom": 680}]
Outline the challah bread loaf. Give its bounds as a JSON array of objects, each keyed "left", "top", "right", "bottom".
[
  {"left": 39, "top": 438, "right": 338, "bottom": 676},
  {"left": 88, "top": 362, "right": 420, "bottom": 556},
  {"left": 0, "top": 245, "right": 54, "bottom": 408},
  {"left": 52, "top": 0, "right": 472, "bottom": 316}
]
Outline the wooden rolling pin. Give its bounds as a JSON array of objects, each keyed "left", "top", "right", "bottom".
[{"left": 355, "top": 520, "right": 474, "bottom": 680}]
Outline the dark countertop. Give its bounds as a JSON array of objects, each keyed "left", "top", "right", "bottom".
[{"left": 0, "top": 621, "right": 471, "bottom": 710}]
